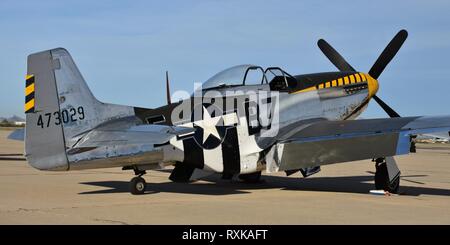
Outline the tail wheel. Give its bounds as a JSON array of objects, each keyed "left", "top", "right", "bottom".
[
  {"left": 130, "top": 176, "right": 146, "bottom": 195},
  {"left": 375, "top": 162, "right": 400, "bottom": 193}
]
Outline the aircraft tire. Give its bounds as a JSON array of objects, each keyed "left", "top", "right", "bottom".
[{"left": 130, "top": 176, "right": 146, "bottom": 195}]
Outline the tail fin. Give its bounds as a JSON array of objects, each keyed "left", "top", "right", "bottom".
[{"left": 25, "top": 48, "right": 134, "bottom": 170}]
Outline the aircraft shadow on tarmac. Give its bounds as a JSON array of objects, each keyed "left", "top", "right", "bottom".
[{"left": 79, "top": 173, "right": 450, "bottom": 197}]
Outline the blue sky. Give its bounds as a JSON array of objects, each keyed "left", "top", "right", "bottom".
[{"left": 1, "top": 0, "right": 449, "bottom": 118}]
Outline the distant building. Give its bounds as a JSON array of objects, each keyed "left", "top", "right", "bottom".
[{"left": 0, "top": 115, "right": 25, "bottom": 127}]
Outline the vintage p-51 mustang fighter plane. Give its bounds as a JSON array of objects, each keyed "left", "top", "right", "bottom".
[{"left": 18, "top": 29, "right": 450, "bottom": 194}]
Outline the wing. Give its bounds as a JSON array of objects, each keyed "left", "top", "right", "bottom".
[{"left": 266, "top": 116, "right": 450, "bottom": 172}]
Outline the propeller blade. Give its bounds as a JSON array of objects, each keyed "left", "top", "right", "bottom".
[
  {"left": 166, "top": 71, "right": 171, "bottom": 105},
  {"left": 372, "top": 95, "right": 400, "bottom": 118},
  {"left": 368, "top": 29, "right": 408, "bottom": 79},
  {"left": 317, "top": 39, "right": 355, "bottom": 71}
]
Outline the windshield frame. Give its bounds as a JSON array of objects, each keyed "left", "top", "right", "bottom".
[
  {"left": 243, "top": 66, "right": 268, "bottom": 86},
  {"left": 201, "top": 64, "right": 268, "bottom": 91}
]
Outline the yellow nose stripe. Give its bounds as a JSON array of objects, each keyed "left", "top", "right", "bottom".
[
  {"left": 344, "top": 76, "right": 349, "bottom": 84},
  {"left": 349, "top": 75, "right": 355, "bottom": 83},
  {"left": 359, "top": 73, "right": 366, "bottom": 81},
  {"left": 292, "top": 72, "right": 378, "bottom": 94},
  {"left": 354, "top": 73, "right": 361, "bottom": 82}
]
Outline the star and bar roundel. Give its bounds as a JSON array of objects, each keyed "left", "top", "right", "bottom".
[{"left": 190, "top": 103, "right": 238, "bottom": 150}]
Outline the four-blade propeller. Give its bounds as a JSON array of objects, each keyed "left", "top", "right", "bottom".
[{"left": 317, "top": 29, "right": 408, "bottom": 118}]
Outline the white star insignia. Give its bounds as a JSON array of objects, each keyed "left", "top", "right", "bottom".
[{"left": 194, "top": 106, "right": 222, "bottom": 144}]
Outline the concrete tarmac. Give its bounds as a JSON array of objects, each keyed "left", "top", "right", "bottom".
[{"left": 0, "top": 129, "right": 449, "bottom": 224}]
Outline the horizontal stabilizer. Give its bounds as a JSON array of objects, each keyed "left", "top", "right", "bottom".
[
  {"left": 7, "top": 129, "right": 25, "bottom": 141},
  {"left": 73, "top": 122, "right": 195, "bottom": 148}
]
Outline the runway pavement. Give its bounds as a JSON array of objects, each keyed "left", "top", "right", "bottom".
[{"left": 0, "top": 128, "right": 449, "bottom": 224}]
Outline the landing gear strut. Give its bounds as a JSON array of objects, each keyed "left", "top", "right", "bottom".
[
  {"left": 130, "top": 168, "right": 146, "bottom": 195},
  {"left": 374, "top": 157, "right": 400, "bottom": 194}
]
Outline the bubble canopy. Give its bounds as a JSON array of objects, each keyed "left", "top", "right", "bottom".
[{"left": 201, "top": 64, "right": 267, "bottom": 90}]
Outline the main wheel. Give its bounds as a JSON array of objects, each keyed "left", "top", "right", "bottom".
[
  {"left": 238, "top": 171, "right": 262, "bottom": 183},
  {"left": 375, "top": 162, "right": 400, "bottom": 193},
  {"left": 130, "top": 176, "right": 146, "bottom": 195}
]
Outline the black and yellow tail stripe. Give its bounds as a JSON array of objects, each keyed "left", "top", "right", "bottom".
[{"left": 25, "top": 74, "right": 35, "bottom": 113}]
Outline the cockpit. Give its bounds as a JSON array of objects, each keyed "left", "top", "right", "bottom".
[{"left": 201, "top": 64, "right": 297, "bottom": 91}]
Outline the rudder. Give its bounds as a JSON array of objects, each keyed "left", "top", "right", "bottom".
[
  {"left": 25, "top": 50, "right": 68, "bottom": 170},
  {"left": 25, "top": 48, "right": 134, "bottom": 170}
]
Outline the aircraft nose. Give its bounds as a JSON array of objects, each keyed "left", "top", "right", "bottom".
[{"left": 365, "top": 73, "right": 379, "bottom": 98}]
